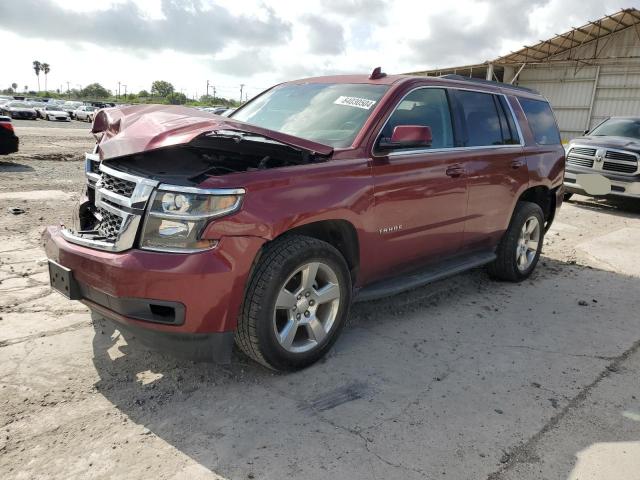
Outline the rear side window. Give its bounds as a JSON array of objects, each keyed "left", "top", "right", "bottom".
[
  {"left": 497, "top": 96, "right": 520, "bottom": 144},
  {"left": 380, "top": 88, "right": 454, "bottom": 149},
  {"left": 455, "top": 91, "right": 504, "bottom": 147},
  {"left": 518, "top": 98, "right": 561, "bottom": 145}
]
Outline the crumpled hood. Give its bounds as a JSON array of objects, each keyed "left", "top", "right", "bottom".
[
  {"left": 92, "top": 104, "right": 334, "bottom": 160},
  {"left": 570, "top": 135, "right": 640, "bottom": 152}
]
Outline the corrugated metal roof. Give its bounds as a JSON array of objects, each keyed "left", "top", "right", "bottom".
[
  {"left": 495, "top": 8, "right": 640, "bottom": 64},
  {"left": 406, "top": 8, "right": 640, "bottom": 75}
]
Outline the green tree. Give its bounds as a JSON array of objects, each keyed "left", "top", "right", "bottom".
[
  {"left": 41, "top": 63, "right": 50, "bottom": 92},
  {"left": 151, "top": 80, "right": 174, "bottom": 97},
  {"left": 138, "top": 89, "right": 150, "bottom": 97},
  {"left": 81, "top": 83, "right": 111, "bottom": 98},
  {"left": 33, "top": 61, "right": 41, "bottom": 91},
  {"left": 165, "top": 92, "right": 187, "bottom": 105},
  {"left": 11, "top": 82, "right": 17, "bottom": 90}
]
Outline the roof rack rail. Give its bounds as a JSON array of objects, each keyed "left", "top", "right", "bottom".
[{"left": 438, "top": 74, "right": 539, "bottom": 95}]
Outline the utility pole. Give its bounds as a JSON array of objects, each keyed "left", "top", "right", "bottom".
[
  {"left": 66, "top": 81, "right": 70, "bottom": 99},
  {"left": 123, "top": 84, "right": 128, "bottom": 100},
  {"left": 240, "top": 84, "right": 245, "bottom": 103},
  {"left": 206, "top": 81, "right": 216, "bottom": 102},
  {"left": 117, "top": 81, "right": 121, "bottom": 100}
]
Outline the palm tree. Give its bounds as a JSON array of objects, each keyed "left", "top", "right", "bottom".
[
  {"left": 23, "top": 85, "right": 28, "bottom": 93},
  {"left": 33, "top": 61, "right": 41, "bottom": 92},
  {"left": 41, "top": 63, "right": 50, "bottom": 92},
  {"left": 11, "top": 83, "right": 17, "bottom": 90}
]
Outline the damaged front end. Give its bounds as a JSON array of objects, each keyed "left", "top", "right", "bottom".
[{"left": 66, "top": 105, "right": 332, "bottom": 253}]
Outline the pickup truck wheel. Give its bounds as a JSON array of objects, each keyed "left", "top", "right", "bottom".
[
  {"left": 488, "top": 201, "right": 544, "bottom": 282},
  {"left": 236, "top": 235, "right": 351, "bottom": 371}
]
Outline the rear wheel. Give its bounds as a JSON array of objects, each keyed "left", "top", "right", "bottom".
[
  {"left": 488, "top": 201, "right": 544, "bottom": 282},
  {"left": 563, "top": 192, "right": 573, "bottom": 201},
  {"left": 236, "top": 235, "right": 351, "bottom": 371}
]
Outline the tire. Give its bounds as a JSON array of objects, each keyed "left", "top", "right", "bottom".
[
  {"left": 488, "top": 201, "right": 545, "bottom": 282},
  {"left": 236, "top": 235, "right": 352, "bottom": 371},
  {"left": 563, "top": 192, "right": 573, "bottom": 201}
]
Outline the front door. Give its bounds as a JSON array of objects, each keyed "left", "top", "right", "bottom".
[{"left": 369, "top": 87, "right": 468, "bottom": 280}]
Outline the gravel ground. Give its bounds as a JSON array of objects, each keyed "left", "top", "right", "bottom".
[{"left": 1, "top": 121, "right": 639, "bottom": 480}]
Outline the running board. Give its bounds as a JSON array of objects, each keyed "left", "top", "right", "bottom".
[{"left": 355, "top": 251, "right": 496, "bottom": 302}]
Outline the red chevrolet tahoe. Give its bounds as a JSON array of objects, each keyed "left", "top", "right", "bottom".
[{"left": 45, "top": 71, "right": 565, "bottom": 370}]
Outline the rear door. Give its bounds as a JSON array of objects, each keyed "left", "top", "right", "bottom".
[
  {"left": 369, "top": 87, "right": 468, "bottom": 279},
  {"left": 448, "top": 89, "right": 529, "bottom": 251}
]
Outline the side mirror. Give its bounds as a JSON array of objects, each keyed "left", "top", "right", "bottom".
[
  {"left": 379, "top": 125, "right": 432, "bottom": 150},
  {"left": 583, "top": 129, "right": 590, "bottom": 135}
]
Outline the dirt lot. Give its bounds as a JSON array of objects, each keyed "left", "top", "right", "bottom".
[{"left": 1, "top": 119, "right": 640, "bottom": 480}]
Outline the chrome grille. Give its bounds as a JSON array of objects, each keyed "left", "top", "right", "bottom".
[
  {"left": 63, "top": 162, "right": 158, "bottom": 252},
  {"left": 603, "top": 162, "right": 637, "bottom": 174},
  {"left": 571, "top": 147, "right": 596, "bottom": 156},
  {"left": 567, "top": 145, "right": 639, "bottom": 176},
  {"left": 101, "top": 172, "right": 136, "bottom": 197},
  {"left": 85, "top": 152, "right": 101, "bottom": 187},
  {"left": 605, "top": 150, "right": 636, "bottom": 162},
  {"left": 96, "top": 208, "right": 123, "bottom": 239},
  {"left": 89, "top": 160, "right": 100, "bottom": 174},
  {"left": 567, "top": 155, "right": 594, "bottom": 168}
]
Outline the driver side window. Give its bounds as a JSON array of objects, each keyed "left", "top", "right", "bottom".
[{"left": 381, "top": 88, "right": 454, "bottom": 149}]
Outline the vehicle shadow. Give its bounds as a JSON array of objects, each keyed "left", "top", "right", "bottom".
[
  {"left": 90, "top": 256, "right": 640, "bottom": 479},
  {"left": 0, "top": 160, "right": 34, "bottom": 172},
  {"left": 566, "top": 194, "right": 640, "bottom": 217}
]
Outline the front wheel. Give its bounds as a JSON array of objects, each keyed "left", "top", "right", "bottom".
[
  {"left": 236, "top": 235, "right": 352, "bottom": 370},
  {"left": 488, "top": 201, "right": 544, "bottom": 282}
]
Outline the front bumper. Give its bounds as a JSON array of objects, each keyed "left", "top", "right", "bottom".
[
  {"left": 564, "top": 169, "right": 640, "bottom": 199},
  {"left": 45, "top": 226, "right": 265, "bottom": 359}
]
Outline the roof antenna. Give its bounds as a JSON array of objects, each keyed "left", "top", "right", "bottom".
[{"left": 369, "top": 67, "right": 387, "bottom": 80}]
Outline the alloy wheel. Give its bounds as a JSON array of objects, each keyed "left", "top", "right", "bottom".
[
  {"left": 273, "top": 262, "right": 341, "bottom": 353},
  {"left": 516, "top": 216, "right": 541, "bottom": 271}
]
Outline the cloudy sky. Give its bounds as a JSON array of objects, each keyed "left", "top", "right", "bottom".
[{"left": 0, "top": 0, "right": 633, "bottom": 100}]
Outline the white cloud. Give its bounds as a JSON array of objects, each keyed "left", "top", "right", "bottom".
[{"left": 0, "top": 0, "right": 634, "bottom": 100}]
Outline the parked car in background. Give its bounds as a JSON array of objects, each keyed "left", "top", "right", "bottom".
[
  {"left": 221, "top": 108, "right": 236, "bottom": 117},
  {"left": 0, "top": 116, "right": 19, "bottom": 154},
  {"left": 61, "top": 101, "right": 83, "bottom": 118},
  {"left": 200, "top": 106, "right": 229, "bottom": 115},
  {"left": 45, "top": 72, "right": 565, "bottom": 370},
  {"left": 564, "top": 116, "right": 640, "bottom": 200},
  {"left": 74, "top": 105, "right": 98, "bottom": 122},
  {"left": 0, "top": 101, "right": 38, "bottom": 120},
  {"left": 34, "top": 103, "right": 49, "bottom": 118},
  {"left": 42, "top": 104, "right": 71, "bottom": 122}
]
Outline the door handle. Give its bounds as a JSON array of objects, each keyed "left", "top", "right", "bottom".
[
  {"left": 511, "top": 159, "right": 525, "bottom": 169},
  {"left": 446, "top": 165, "right": 465, "bottom": 177}
]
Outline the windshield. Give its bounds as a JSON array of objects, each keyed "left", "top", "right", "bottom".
[
  {"left": 46, "top": 105, "right": 62, "bottom": 110},
  {"left": 231, "top": 83, "right": 389, "bottom": 148},
  {"left": 590, "top": 118, "right": 640, "bottom": 140},
  {"left": 8, "top": 102, "right": 28, "bottom": 108}
]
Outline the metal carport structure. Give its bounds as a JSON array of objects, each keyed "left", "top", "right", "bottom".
[{"left": 407, "top": 8, "right": 640, "bottom": 140}]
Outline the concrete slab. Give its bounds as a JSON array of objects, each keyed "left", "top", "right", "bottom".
[
  {"left": 578, "top": 228, "right": 640, "bottom": 277},
  {"left": 0, "top": 190, "right": 75, "bottom": 201}
]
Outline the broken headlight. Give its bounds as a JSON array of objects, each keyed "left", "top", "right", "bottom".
[{"left": 140, "top": 187, "right": 244, "bottom": 252}]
